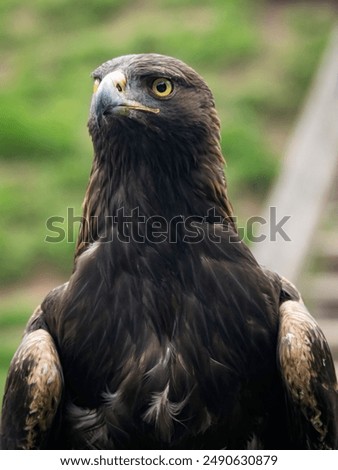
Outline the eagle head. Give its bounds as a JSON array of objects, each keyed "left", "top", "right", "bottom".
[{"left": 88, "top": 54, "right": 220, "bottom": 149}]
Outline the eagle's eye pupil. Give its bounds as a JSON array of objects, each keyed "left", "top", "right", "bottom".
[
  {"left": 151, "top": 78, "right": 173, "bottom": 98},
  {"left": 157, "top": 82, "right": 167, "bottom": 93}
]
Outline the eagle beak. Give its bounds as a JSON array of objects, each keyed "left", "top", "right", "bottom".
[{"left": 93, "top": 70, "right": 159, "bottom": 126}]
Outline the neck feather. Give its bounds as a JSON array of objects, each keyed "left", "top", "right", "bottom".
[{"left": 75, "top": 119, "right": 234, "bottom": 259}]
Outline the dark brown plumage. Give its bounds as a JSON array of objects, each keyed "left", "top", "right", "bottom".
[{"left": 1, "top": 54, "right": 337, "bottom": 449}]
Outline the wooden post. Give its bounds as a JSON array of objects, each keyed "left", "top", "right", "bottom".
[{"left": 251, "top": 25, "right": 338, "bottom": 284}]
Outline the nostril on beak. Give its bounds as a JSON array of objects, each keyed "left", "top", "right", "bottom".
[{"left": 108, "top": 70, "right": 126, "bottom": 93}]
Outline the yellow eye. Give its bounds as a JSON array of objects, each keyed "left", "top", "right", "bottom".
[
  {"left": 93, "top": 78, "right": 101, "bottom": 93},
  {"left": 151, "top": 78, "right": 173, "bottom": 98}
]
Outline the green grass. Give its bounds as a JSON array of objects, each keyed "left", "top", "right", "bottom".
[{"left": 0, "top": 0, "right": 336, "bottom": 405}]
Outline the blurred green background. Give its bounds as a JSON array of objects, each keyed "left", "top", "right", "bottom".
[{"left": 0, "top": 0, "right": 336, "bottom": 403}]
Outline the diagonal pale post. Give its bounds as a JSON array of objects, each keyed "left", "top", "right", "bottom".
[{"left": 252, "top": 25, "right": 338, "bottom": 284}]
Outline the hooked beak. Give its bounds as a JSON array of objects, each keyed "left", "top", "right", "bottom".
[{"left": 93, "top": 70, "right": 159, "bottom": 126}]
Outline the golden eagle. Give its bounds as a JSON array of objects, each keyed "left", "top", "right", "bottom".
[{"left": 1, "top": 54, "right": 337, "bottom": 449}]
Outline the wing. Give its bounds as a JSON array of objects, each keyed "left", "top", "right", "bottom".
[
  {"left": 277, "top": 277, "right": 338, "bottom": 449},
  {"left": 0, "top": 285, "right": 66, "bottom": 449}
]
